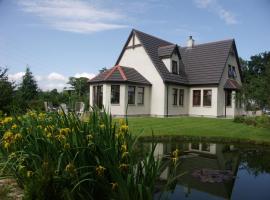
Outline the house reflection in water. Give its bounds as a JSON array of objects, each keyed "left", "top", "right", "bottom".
[{"left": 154, "top": 142, "right": 240, "bottom": 200}]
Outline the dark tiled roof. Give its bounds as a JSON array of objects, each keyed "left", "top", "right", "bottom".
[
  {"left": 115, "top": 29, "right": 240, "bottom": 86},
  {"left": 89, "top": 65, "right": 151, "bottom": 85},
  {"left": 116, "top": 29, "right": 189, "bottom": 85},
  {"left": 179, "top": 39, "right": 234, "bottom": 85},
  {"left": 158, "top": 44, "right": 177, "bottom": 57},
  {"left": 224, "top": 79, "right": 241, "bottom": 90}
]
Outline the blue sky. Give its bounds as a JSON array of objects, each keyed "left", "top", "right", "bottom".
[{"left": 0, "top": 0, "right": 269, "bottom": 91}]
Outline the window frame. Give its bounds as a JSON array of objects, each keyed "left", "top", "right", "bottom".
[
  {"left": 192, "top": 90, "right": 201, "bottom": 106},
  {"left": 172, "top": 88, "right": 178, "bottom": 106},
  {"left": 203, "top": 89, "right": 212, "bottom": 107},
  {"left": 179, "top": 89, "right": 184, "bottom": 106},
  {"left": 172, "top": 60, "right": 178, "bottom": 74},
  {"left": 137, "top": 87, "right": 144, "bottom": 105},
  {"left": 128, "top": 86, "right": 136, "bottom": 105},
  {"left": 111, "top": 85, "right": 120, "bottom": 104},
  {"left": 226, "top": 90, "right": 232, "bottom": 107}
]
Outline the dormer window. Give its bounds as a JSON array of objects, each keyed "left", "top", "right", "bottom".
[
  {"left": 172, "top": 60, "right": 178, "bottom": 74},
  {"left": 228, "top": 65, "right": 237, "bottom": 79}
]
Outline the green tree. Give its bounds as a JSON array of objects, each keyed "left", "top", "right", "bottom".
[
  {"left": 68, "top": 77, "right": 89, "bottom": 97},
  {"left": 241, "top": 52, "right": 270, "bottom": 109},
  {"left": 19, "top": 67, "right": 38, "bottom": 101},
  {"left": 0, "top": 67, "right": 14, "bottom": 114}
]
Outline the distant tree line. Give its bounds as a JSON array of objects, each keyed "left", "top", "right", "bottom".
[{"left": 0, "top": 67, "right": 90, "bottom": 115}]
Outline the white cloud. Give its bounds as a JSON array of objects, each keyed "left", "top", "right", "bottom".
[
  {"left": 8, "top": 72, "right": 25, "bottom": 81},
  {"left": 193, "top": 0, "right": 238, "bottom": 25},
  {"left": 8, "top": 71, "right": 96, "bottom": 91},
  {"left": 18, "top": 0, "right": 127, "bottom": 33},
  {"left": 47, "top": 72, "right": 67, "bottom": 81},
  {"left": 74, "top": 72, "right": 95, "bottom": 79}
]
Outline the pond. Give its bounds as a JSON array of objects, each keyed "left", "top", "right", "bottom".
[{"left": 140, "top": 140, "right": 270, "bottom": 200}]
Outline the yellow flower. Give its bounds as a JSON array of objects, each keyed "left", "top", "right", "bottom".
[
  {"left": 119, "top": 118, "right": 125, "bottom": 126},
  {"left": 27, "top": 171, "right": 33, "bottom": 178},
  {"left": 172, "top": 157, "right": 178, "bottom": 165},
  {"left": 4, "top": 142, "right": 10, "bottom": 149},
  {"left": 122, "top": 151, "right": 129, "bottom": 158},
  {"left": 119, "top": 163, "right": 129, "bottom": 171},
  {"left": 11, "top": 124, "right": 17, "bottom": 130},
  {"left": 64, "top": 143, "right": 70, "bottom": 150},
  {"left": 172, "top": 149, "right": 179, "bottom": 158},
  {"left": 2, "top": 131, "right": 14, "bottom": 148},
  {"left": 56, "top": 134, "right": 66, "bottom": 141},
  {"left": 121, "top": 144, "right": 127, "bottom": 152},
  {"left": 14, "top": 133, "right": 22, "bottom": 141},
  {"left": 99, "top": 124, "right": 105, "bottom": 129},
  {"left": 38, "top": 113, "right": 46, "bottom": 120},
  {"left": 96, "top": 165, "right": 106, "bottom": 176},
  {"left": 119, "top": 124, "right": 128, "bottom": 133},
  {"left": 65, "top": 163, "right": 76, "bottom": 174},
  {"left": 60, "top": 128, "right": 71, "bottom": 136},
  {"left": 111, "top": 182, "right": 118, "bottom": 191},
  {"left": 86, "top": 134, "right": 93, "bottom": 141},
  {"left": 3, "top": 117, "right": 12, "bottom": 124},
  {"left": 46, "top": 133, "right": 52, "bottom": 139}
]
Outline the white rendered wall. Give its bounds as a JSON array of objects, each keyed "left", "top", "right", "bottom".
[
  {"left": 118, "top": 34, "right": 166, "bottom": 116},
  {"left": 189, "top": 87, "right": 218, "bottom": 117},
  {"left": 217, "top": 48, "right": 243, "bottom": 117},
  {"left": 166, "top": 85, "right": 189, "bottom": 116},
  {"left": 125, "top": 85, "right": 151, "bottom": 115}
]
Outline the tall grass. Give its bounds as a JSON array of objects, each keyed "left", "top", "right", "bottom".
[{"left": 0, "top": 109, "right": 178, "bottom": 200}]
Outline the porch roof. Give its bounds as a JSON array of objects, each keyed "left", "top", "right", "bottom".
[
  {"left": 88, "top": 65, "right": 151, "bottom": 86},
  {"left": 224, "top": 79, "right": 241, "bottom": 90}
]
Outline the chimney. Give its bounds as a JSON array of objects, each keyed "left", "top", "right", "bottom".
[{"left": 187, "top": 36, "right": 195, "bottom": 48}]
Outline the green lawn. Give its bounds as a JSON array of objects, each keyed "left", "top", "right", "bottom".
[{"left": 127, "top": 117, "right": 270, "bottom": 144}]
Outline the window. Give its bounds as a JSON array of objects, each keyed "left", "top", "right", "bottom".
[
  {"left": 191, "top": 143, "right": 200, "bottom": 150},
  {"left": 128, "top": 86, "right": 136, "bottom": 104},
  {"left": 137, "top": 87, "right": 144, "bottom": 105},
  {"left": 173, "top": 88, "right": 178, "bottom": 105},
  {"left": 226, "top": 90, "right": 232, "bottom": 107},
  {"left": 228, "top": 65, "right": 237, "bottom": 79},
  {"left": 111, "top": 85, "right": 120, "bottom": 104},
  {"left": 232, "top": 66, "right": 237, "bottom": 78},
  {"left": 203, "top": 90, "right": 212, "bottom": 106},
  {"left": 172, "top": 60, "right": 178, "bottom": 74},
  {"left": 202, "top": 143, "right": 210, "bottom": 152},
  {"left": 193, "top": 90, "right": 201, "bottom": 106},
  {"left": 179, "top": 89, "right": 184, "bottom": 106}
]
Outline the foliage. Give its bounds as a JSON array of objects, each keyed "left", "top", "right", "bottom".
[
  {"left": 0, "top": 109, "right": 178, "bottom": 200},
  {"left": 234, "top": 115, "right": 270, "bottom": 128},
  {"left": 0, "top": 67, "right": 15, "bottom": 114},
  {"left": 68, "top": 77, "right": 89, "bottom": 97},
  {"left": 18, "top": 67, "right": 38, "bottom": 101},
  {"left": 240, "top": 52, "right": 270, "bottom": 109}
]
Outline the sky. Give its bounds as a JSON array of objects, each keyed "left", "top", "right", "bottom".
[{"left": 0, "top": 0, "right": 269, "bottom": 91}]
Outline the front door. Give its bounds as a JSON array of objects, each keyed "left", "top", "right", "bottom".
[{"left": 93, "top": 85, "right": 103, "bottom": 109}]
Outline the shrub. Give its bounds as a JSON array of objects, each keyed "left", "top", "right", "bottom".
[
  {"left": 0, "top": 109, "right": 178, "bottom": 200},
  {"left": 233, "top": 116, "right": 245, "bottom": 123},
  {"left": 234, "top": 115, "right": 270, "bottom": 129}
]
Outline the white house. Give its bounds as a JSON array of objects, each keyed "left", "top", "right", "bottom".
[{"left": 89, "top": 29, "right": 244, "bottom": 117}]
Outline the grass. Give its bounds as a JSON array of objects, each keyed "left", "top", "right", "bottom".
[{"left": 127, "top": 117, "right": 270, "bottom": 144}]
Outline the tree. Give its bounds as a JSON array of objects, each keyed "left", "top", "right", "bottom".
[
  {"left": 19, "top": 67, "right": 38, "bottom": 101},
  {"left": 0, "top": 67, "right": 14, "bottom": 114},
  {"left": 68, "top": 77, "right": 89, "bottom": 97},
  {"left": 240, "top": 52, "right": 270, "bottom": 109}
]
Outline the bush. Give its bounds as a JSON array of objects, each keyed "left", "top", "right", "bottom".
[
  {"left": 0, "top": 109, "right": 178, "bottom": 200},
  {"left": 234, "top": 115, "right": 270, "bottom": 128}
]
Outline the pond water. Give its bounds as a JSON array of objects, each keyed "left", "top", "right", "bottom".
[{"left": 141, "top": 140, "right": 270, "bottom": 200}]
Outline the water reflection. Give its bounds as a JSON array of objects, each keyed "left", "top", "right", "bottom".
[{"left": 143, "top": 140, "right": 270, "bottom": 200}]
